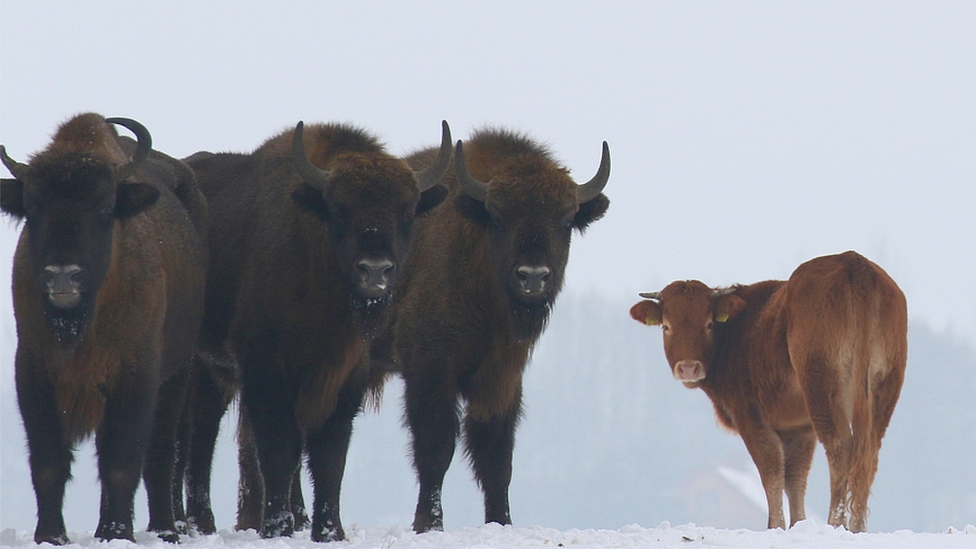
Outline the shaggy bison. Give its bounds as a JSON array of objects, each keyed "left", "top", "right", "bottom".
[
  {"left": 375, "top": 128, "right": 611, "bottom": 532},
  {"left": 629, "top": 251, "right": 907, "bottom": 532},
  {"left": 180, "top": 121, "right": 452, "bottom": 541},
  {"left": 1, "top": 113, "right": 208, "bottom": 543}
]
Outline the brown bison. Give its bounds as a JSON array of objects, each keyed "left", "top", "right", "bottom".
[
  {"left": 375, "top": 128, "right": 611, "bottom": 532},
  {"left": 629, "top": 251, "right": 907, "bottom": 532},
  {"left": 0, "top": 113, "right": 208, "bottom": 543},
  {"left": 179, "top": 121, "right": 453, "bottom": 541}
]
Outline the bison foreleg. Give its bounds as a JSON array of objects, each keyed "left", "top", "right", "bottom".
[
  {"left": 184, "top": 353, "right": 236, "bottom": 535},
  {"left": 241, "top": 377, "right": 303, "bottom": 539},
  {"left": 17, "top": 358, "right": 72, "bottom": 545},
  {"left": 144, "top": 366, "right": 190, "bottom": 542},
  {"left": 405, "top": 372, "right": 461, "bottom": 533},
  {"left": 464, "top": 397, "right": 522, "bottom": 527},
  {"left": 304, "top": 375, "right": 367, "bottom": 542},
  {"left": 737, "top": 422, "right": 788, "bottom": 530},
  {"left": 94, "top": 374, "right": 157, "bottom": 542}
]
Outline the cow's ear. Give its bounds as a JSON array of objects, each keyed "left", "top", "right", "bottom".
[
  {"left": 630, "top": 300, "right": 662, "bottom": 326},
  {"left": 292, "top": 184, "right": 330, "bottom": 219},
  {"left": 454, "top": 192, "right": 491, "bottom": 227},
  {"left": 714, "top": 295, "right": 746, "bottom": 323},
  {"left": 115, "top": 182, "right": 160, "bottom": 220},
  {"left": 1, "top": 178, "right": 26, "bottom": 219},
  {"left": 572, "top": 193, "right": 609, "bottom": 232},
  {"left": 416, "top": 184, "right": 448, "bottom": 218}
]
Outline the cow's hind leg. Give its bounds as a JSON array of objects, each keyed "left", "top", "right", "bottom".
[
  {"left": 144, "top": 366, "right": 191, "bottom": 542},
  {"left": 780, "top": 426, "right": 816, "bottom": 527},
  {"left": 17, "top": 357, "right": 73, "bottom": 545},
  {"left": 405, "top": 369, "right": 461, "bottom": 533},
  {"left": 304, "top": 374, "right": 367, "bottom": 542},
  {"left": 464, "top": 389, "right": 522, "bottom": 526},
  {"left": 797, "top": 351, "right": 853, "bottom": 530}
]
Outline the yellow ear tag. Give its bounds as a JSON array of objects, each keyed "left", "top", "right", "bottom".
[{"left": 715, "top": 310, "right": 730, "bottom": 323}]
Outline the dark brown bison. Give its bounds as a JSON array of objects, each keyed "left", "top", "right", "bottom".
[
  {"left": 629, "top": 251, "right": 907, "bottom": 532},
  {"left": 179, "top": 120, "right": 453, "bottom": 541},
  {"left": 374, "top": 128, "right": 610, "bottom": 532},
  {"left": 0, "top": 113, "right": 208, "bottom": 543}
]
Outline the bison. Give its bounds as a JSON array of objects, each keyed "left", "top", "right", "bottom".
[
  {"left": 0, "top": 113, "right": 208, "bottom": 543},
  {"left": 374, "top": 128, "right": 611, "bottom": 532},
  {"left": 178, "top": 120, "right": 453, "bottom": 541},
  {"left": 628, "top": 251, "right": 907, "bottom": 532}
]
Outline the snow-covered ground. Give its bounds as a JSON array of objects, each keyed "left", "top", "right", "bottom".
[{"left": 2, "top": 522, "right": 975, "bottom": 549}]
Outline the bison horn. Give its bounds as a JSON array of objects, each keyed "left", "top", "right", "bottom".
[
  {"left": 454, "top": 140, "right": 488, "bottom": 202},
  {"left": 291, "top": 121, "right": 331, "bottom": 193},
  {"left": 105, "top": 117, "right": 152, "bottom": 182},
  {"left": 0, "top": 145, "right": 28, "bottom": 179},
  {"left": 575, "top": 141, "right": 611, "bottom": 204},
  {"left": 639, "top": 291, "right": 661, "bottom": 300},
  {"left": 414, "top": 120, "right": 452, "bottom": 192}
]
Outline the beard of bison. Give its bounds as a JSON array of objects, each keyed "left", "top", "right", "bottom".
[
  {"left": 350, "top": 292, "right": 391, "bottom": 339},
  {"left": 509, "top": 297, "right": 552, "bottom": 343},
  {"left": 44, "top": 299, "right": 94, "bottom": 345}
]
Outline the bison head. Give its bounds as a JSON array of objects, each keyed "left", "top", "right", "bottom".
[
  {"left": 1, "top": 115, "right": 159, "bottom": 343},
  {"left": 629, "top": 281, "right": 746, "bottom": 387},
  {"left": 453, "top": 132, "right": 610, "bottom": 335},
  {"left": 290, "top": 121, "right": 452, "bottom": 320}
]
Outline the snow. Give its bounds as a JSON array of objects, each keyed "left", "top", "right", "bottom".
[{"left": 2, "top": 522, "right": 975, "bottom": 549}]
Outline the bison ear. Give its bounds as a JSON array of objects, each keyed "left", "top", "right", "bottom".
[
  {"left": 115, "top": 182, "right": 160, "bottom": 220},
  {"left": 454, "top": 192, "right": 491, "bottom": 227},
  {"left": 416, "top": 184, "right": 448, "bottom": 218},
  {"left": 573, "top": 193, "right": 609, "bottom": 232},
  {"left": 292, "top": 184, "right": 329, "bottom": 219},
  {"left": 714, "top": 294, "right": 746, "bottom": 323},
  {"left": 630, "top": 300, "right": 662, "bottom": 326},
  {"left": 1, "top": 178, "right": 26, "bottom": 219}
]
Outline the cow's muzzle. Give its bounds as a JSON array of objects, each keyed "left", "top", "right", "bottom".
[
  {"left": 674, "top": 359, "right": 706, "bottom": 383},
  {"left": 42, "top": 265, "right": 85, "bottom": 309}
]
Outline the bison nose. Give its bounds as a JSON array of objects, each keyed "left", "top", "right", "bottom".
[
  {"left": 516, "top": 265, "right": 550, "bottom": 294},
  {"left": 674, "top": 360, "right": 706, "bottom": 383},
  {"left": 42, "top": 265, "right": 85, "bottom": 309},
  {"left": 357, "top": 258, "right": 395, "bottom": 291}
]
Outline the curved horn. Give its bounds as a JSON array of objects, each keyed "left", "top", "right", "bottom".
[
  {"left": 291, "top": 121, "right": 330, "bottom": 193},
  {"left": 711, "top": 286, "right": 737, "bottom": 298},
  {"left": 105, "top": 117, "right": 152, "bottom": 182},
  {"left": 0, "top": 145, "right": 28, "bottom": 179},
  {"left": 454, "top": 140, "right": 488, "bottom": 202},
  {"left": 638, "top": 291, "right": 661, "bottom": 300},
  {"left": 575, "top": 141, "right": 611, "bottom": 204},
  {"left": 414, "top": 120, "right": 452, "bottom": 192}
]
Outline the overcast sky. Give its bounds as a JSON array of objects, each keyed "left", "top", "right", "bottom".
[{"left": 1, "top": 2, "right": 974, "bottom": 356}]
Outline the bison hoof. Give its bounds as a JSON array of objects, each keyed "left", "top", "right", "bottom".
[
  {"left": 156, "top": 529, "right": 181, "bottom": 543},
  {"left": 33, "top": 531, "right": 69, "bottom": 546},
  {"left": 412, "top": 515, "right": 444, "bottom": 534},
  {"left": 311, "top": 525, "right": 345, "bottom": 543},
  {"left": 94, "top": 522, "right": 134, "bottom": 542},
  {"left": 261, "top": 511, "right": 295, "bottom": 539}
]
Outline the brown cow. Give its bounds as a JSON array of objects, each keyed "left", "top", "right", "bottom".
[
  {"left": 629, "top": 251, "right": 907, "bottom": 532},
  {"left": 375, "top": 128, "right": 610, "bottom": 532},
  {"left": 0, "top": 113, "right": 208, "bottom": 543},
  {"left": 179, "top": 121, "right": 452, "bottom": 541}
]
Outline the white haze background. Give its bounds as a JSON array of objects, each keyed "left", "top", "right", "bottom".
[{"left": 1, "top": 2, "right": 975, "bottom": 547}]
